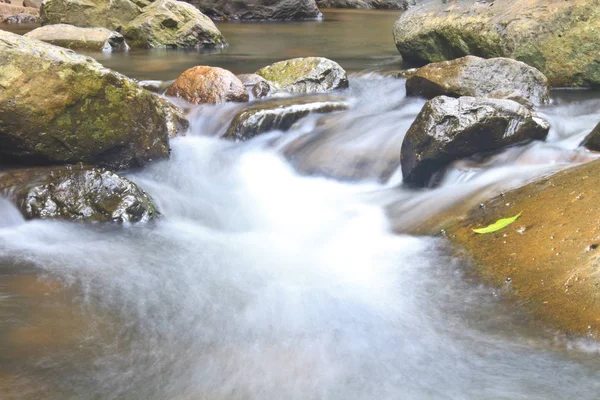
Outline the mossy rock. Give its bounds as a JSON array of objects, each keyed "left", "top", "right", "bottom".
[
  {"left": 406, "top": 56, "right": 550, "bottom": 107},
  {"left": 0, "top": 165, "right": 159, "bottom": 223},
  {"left": 122, "top": 0, "right": 226, "bottom": 48},
  {"left": 40, "top": 0, "right": 142, "bottom": 30},
  {"left": 393, "top": 0, "right": 600, "bottom": 87},
  {"left": 256, "top": 57, "right": 349, "bottom": 94},
  {"left": 0, "top": 30, "right": 187, "bottom": 170}
]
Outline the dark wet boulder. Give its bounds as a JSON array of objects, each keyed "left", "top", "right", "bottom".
[
  {"left": 122, "top": 0, "right": 226, "bottom": 48},
  {"left": 256, "top": 57, "right": 349, "bottom": 94},
  {"left": 223, "top": 95, "right": 349, "bottom": 141},
  {"left": 406, "top": 56, "right": 550, "bottom": 107},
  {"left": 0, "top": 166, "right": 159, "bottom": 223},
  {"left": 1, "top": 11, "right": 38, "bottom": 22},
  {"left": 401, "top": 96, "right": 550, "bottom": 187},
  {"left": 237, "top": 74, "right": 275, "bottom": 99},
  {"left": 182, "top": 0, "right": 321, "bottom": 21},
  {"left": 166, "top": 66, "right": 248, "bottom": 104},
  {"left": 24, "top": 24, "right": 129, "bottom": 52},
  {"left": 40, "top": 0, "right": 141, "bottom": 30},
  {"left": 0, "top": 30, "right": 187, "bottom": 169},
  {"left": 393, "top": 0, "right": 600, "bottom": 88},
  {"left": 580, "top": 122, "right": 600, "bottom": 151}
]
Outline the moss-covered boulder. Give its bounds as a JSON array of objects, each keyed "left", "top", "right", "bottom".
[
  {"left": 122, "top": 0, "right": 226, "bottom": 48},
  {"left": 25, "top": 24, "right": 129, "bottom": 52},
  {"left": 406, "top": 56, "right": 550, "bottom": 107},
  {"left": 256, "top": 57, "right": 349, "bottom": 94},
  {"left": 181, "top": 0, "right": 321, "bottom": 21},
  {"left": 393, "top": 0, "right": 600, "bottom": 87},
  {"left": 223, "top": 95, "right": 349, "bottom": 141},
  {"left": 0, "top": 30, "right": 187, "bottom": 169},
  {"left": 434, "top": 158, "right": 600, "bottom": 338},
  {"left": 401, "top": 96, "right": 550, "bottom": 187},
  {"left": 40, "top": 0, "right": 142, "bottom": 30},
  {"left": 0, "top": 166, "right": 159, "bottom": 223},
  {"left": 166, "top": 66, "right": 248, "bottom": 104}
]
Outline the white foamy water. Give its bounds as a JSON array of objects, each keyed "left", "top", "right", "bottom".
[{"left": 2, "top": 76, "right": 600, "bottom": 399}]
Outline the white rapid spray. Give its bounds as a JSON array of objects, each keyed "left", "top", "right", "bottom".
[{"left": 2, "top": 76, "right": 600, "bottom": 400}]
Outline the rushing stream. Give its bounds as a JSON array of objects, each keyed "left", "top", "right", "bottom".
[{"left": 3, "top": 10, "right": 600, "bottom": 400}]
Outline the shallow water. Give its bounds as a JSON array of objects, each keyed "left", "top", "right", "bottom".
[{"left": 3, "top": 10, "right": 600, "bottom": 400}]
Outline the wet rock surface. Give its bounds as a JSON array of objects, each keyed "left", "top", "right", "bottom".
[
  {"left": 580, "top": 122, "right": 600, "bottom": 152},
  {"left": 166, "top": 66, "right": 249, "bottom": 104},
  {"left": 0, "top": 166, "right": 160, "bottom": 223},
  {"left": 0, "top": 3, "right": 38, "bottom": 22},
  {"left": 122, "top": 0, "right": 226, "bottom": 48},
  {"left": 181, "top": 0, "right": 321, "bottom": 21},
  {"left": 0, "top": 30, "right": 186, "bottom": 170},
  {"left": 256, "top": 57, "right": 349, "bottom": 94},
  {"left": 401, "top": 96, "right": 550, "bottom": 187},
  {"left": 393, "top": 0, "right": 600, "bottom": 87},
  {"left": 426, "top": 158, "right": 600, "bottom": 338},
  {"left": 406, "top": 56, "right": 550, "bottom": 107},
  {"left": 223, "top": 95, "right": 349, "bottom": 141},
  {"left": 25, "top": 24, "right": 129, "bottom": 52}
]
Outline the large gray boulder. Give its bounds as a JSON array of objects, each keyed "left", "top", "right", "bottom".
[
  {"left": 0, "top": 30, "right": 187, "bottom": 170},
  {"left": 256, "top": 57, "right": 349, "bottom": 94},
  {"left": 122, "top": 0, "right": 226, "bottom": 48},
  {"left": 405, "top": 56, "right": 550, "bottom": 107},
  {"left": 392, "top": 0, "right": 600, "bottom": 88},
  {"left": 0, "top": 166, "right": 159, "bottom": 223},
  {"left": 223, "top": 95, "right": 349, "bottom": 141},
  {"left": 401, "top": 96, "right": 550, "bottom": 187},
  {"left": 25, "top": 24, "right": 128, "bottom": 52},
  {"left": 181, "top": 0, "right": 321, "bottom": 20}
]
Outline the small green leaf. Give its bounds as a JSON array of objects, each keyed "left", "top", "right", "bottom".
[{"left": 472, "top": 212, "right": 522, "bottom": 234}]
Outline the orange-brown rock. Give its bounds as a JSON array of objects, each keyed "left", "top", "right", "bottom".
[{"left": 166, "top": 66, "right": 249, "bottom": 105}]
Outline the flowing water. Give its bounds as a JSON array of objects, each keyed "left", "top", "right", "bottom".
[{"left": 3, "top": 10, "right": 600, "bottom": 399}]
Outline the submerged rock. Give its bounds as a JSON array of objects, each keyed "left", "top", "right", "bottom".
[
  {"left": 401, "top": 96, "right": 550, "bottom": 187},
  {"left": 0, "top": 30, "right": 187, "bottom": 169},
  {"left": 181, "top": 0, "right": 321, "bottom": 21},
  {"left": 25, "top": 24, "right": 129, "bottom": 52},
  {"left": 406, "top": 56, "right": 550, "bottom": 107},
  {"left": 433, "top": 158, "right": 600, "bottom": 338},
  {"left": 223, "top": 95, "right": 349, "bottom": 141},
  {"left": 0, "top": 166, "right": 159, "bottom": 223},
  {"left": 40, "top": 0, "right": 141, "bottom": 30},
  {"left": 122, "top": 0, "right": 226, "bottom": 48},
  {"left": 393, "top": 0, "right": 600, "bottom": 87},
  {"left": 237, "top": 73, "right": 275, "bottom": 99},
  {"left": 256, "top": 57, "right": 349, "bottom": 94},
  {"left": 166, "top": 66, "right": 248, "bottom": 104}
]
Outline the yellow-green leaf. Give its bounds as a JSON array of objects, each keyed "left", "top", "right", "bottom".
[{"left": 472, "top": 212, "right": 522, "bottom": 234}]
